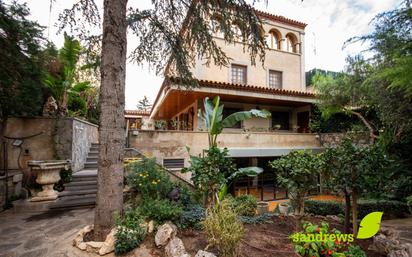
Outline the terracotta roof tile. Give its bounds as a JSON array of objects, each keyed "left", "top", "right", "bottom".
[
  {"left": 125, "top": 110, "right": 150, "bottom": 116},
  {"left": 255, "top": 10, "right": 307, "bottom": 29},
  {"left": 170, "top": 77, "right": 316, "bottom": 98}
]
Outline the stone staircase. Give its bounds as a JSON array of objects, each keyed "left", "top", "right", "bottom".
[{"left": 50, "top": 143, "right": 99, "bottom": 209}]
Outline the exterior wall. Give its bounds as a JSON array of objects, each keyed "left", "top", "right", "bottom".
[
  {"left": 1, "top": 117, "right": 98, "bottom": 173},
  {"left": 129, "top": 130, "right": 321, "bottom": 169},
  {"left": 71, "top": 119, "right": 99, "bottom": 172},
  {"left": 192, "top": 19, "right": 305, "bottom": 90}
]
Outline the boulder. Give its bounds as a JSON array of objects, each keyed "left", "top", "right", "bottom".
[
  {"left": 99, "top": 228, "right": 116, "bottom": 255},
  {"left": 165, "top": 237, "right": 190, "bottom": 257},
  {"left": 73, "top": 225, "right": 93, "bottom": 249},
  {"left": 155, "top": 222, "right": 177, "bottom": 247},
  {"left": 86, "top": 241, "right": 104, "bottom": 253},
  {"left": 148, "top": 220, "right": 155, "bottom": 234},
  {"left": 195, "top": 250, "right": 217, "bottom": 257}
]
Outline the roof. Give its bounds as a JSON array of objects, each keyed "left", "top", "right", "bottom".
[
  {"left": 125, "top": 110, "right": 150, "bottom": 117},
  {"left": 255, "top": 10, "right": 307, "bottom": 29},
  {"left": 169, "top": 77, "right": 316, "bottom": 98}
]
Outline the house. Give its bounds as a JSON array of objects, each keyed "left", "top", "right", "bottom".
[{"left": 128, "top": 10, "right": 322, "bottom": 201}]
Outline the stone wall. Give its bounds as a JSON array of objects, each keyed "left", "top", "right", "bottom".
[
  {"left": 1, "top": 117, "right": 98, "bottom": 173},
  {"left": 0, "top": 171, "right": 23, "bottom": 211},
  {"left": 319, "top": 132, "right": 370, "bottom": 147},
  {"left": 71, "top": 119, "right": 99, "bottom": 172}
]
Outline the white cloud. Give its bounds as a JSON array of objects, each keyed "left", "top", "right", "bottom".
[{"left": 18, "top": 0, "right": 402, "bottom": 109}]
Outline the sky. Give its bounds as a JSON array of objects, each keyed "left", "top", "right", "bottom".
[{"left": 20, "top": 0, "right": 401, "bottom": 109}]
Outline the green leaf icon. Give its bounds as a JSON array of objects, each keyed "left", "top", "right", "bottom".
[{"left": 357, "top": 212, "right": 383, "bottom": 239}]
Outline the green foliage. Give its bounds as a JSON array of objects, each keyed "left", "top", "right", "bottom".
[
  {"left": 202, "top": 199, "right": 244, "bottom": 257},
  {"left": 344, "top": 245, "right": 367, "bottom": 257},
  {"left": 115, "top": 208, "right": 147, "bottom": 255},
  {"left": 290, "top": 222, "right": 352, "bottom": 257},
  {"left": 310, "top": 106, "right": 364, "bottom": 133},
  {"left": 270, "top": 150, "right": 320, "bottom": 214},
  {"left": 232, "top": 195, "right": 257, "bottom": 217},
  {"left": 183, "top": 146, "right": 236, "bottom": 205},
  {"left": 0, "top": 1, "right": 45, "bottom": 123},
  {"left": 407, "top": 196, "right": 412, "bottom": 214},
  {"left": 138, "top": 198, "right": 183, "bottom": 224},
  {"left": 304, "top": 200, "right": 408, "bottom": 219},
  {"left": 126, "top": 158, "right": 173, "bottom": 199},
  {"left": 239, "top": 212, "right": 276, "bottom": 224},
  {"left": 179, "top": 204, "right": 205, "bottom": 229},
  {"left": 199, "top": 96, "right": 270, "bottom": 147}
]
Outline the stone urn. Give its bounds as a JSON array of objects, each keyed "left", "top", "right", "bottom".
[
  {"left": 28, "top": 160, "right": 70, "bottom": 202},
  {"left": 257, "top": 201, "right": 269, "bottom": 215},
  {"left": 278, "top": 202, "right": 289, "bottom": 215}
]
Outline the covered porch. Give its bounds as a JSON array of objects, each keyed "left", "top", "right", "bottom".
[{"left": 149, "top": 80, "right": 316, "bottom": 133}]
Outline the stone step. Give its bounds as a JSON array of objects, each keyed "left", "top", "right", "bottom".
[
  {"left": 84, "top": 162, "right": 98, "bottom": 169},
  {"left": 59, "top": 188, "right": 97, "bottom": 197},
  {"left": 91, "top": 143, "right": 99, "bottom": 147},
  {"left": 50, "top": 196, "right": 96, "bottom": 209},
  {"left": 71, "top": 170, "right": 97, "bottom": 182},
  {"left": 65, "top": 180, "right": 97, "bottom": 187},
  {"left": 86, "top": 156, "right": 98, "bottom": 162},
  {"left": 64, "top": 184, "right": 97, "bottom": 191},
  {"left": 88, "top": 151, "right": 99, "bottom": 156},
  {"left": 89, "top": 146, "right": 99, "bottom": 151},
  {"left": 59, "top": 193, "right": 97, "bottom": 200}
]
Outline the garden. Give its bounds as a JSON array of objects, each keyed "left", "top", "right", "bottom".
[{"left": 109, "top": 95, "right": 412, "bottom": 257}]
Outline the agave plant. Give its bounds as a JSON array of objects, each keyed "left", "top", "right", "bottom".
[{"left": 199, "top": 96, "right": 271, "bottom": 147}]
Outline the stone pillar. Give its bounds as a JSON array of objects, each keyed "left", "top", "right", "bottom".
[{"left": 300, "top": 32, "right": 306, "bottom": 91}]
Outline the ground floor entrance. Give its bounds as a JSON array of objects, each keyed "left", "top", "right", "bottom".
[{"left": 231, "top": 157, "right": 319, "bottom": 201}]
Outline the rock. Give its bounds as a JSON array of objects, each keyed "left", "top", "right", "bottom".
[
  {"left": 388, "top": 249, "right": 409, "bottom": 257},
  {"left": 165, "top": 237, "right": 190, "bottom": 257},
  {"left": 148, "top": 220, "right": 155, "bottom": 234},
  {"left": 99, "top": 228, "right": 116, "bottom": 255},
  {"left": 73, "top": 225, "right": 93, "bottom": 249},
  {"left": 326, "top": 215, "right": 342, "bottom": 223},
  {"left": 155, "top": 222, "right": 177, "bottom": 247},
  {"left": 405, "top": 243, "right": 412, "bottom": 257},
  {"left": 85, "top": 241, "right": 104, "bottom": 253},
  {"left": 195, "top": 250, "right": 217, "bottom": 257}
]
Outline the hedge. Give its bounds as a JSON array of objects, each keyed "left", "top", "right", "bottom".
[{"left": 305, "top": 199, "right": 408, "bottom": 219}]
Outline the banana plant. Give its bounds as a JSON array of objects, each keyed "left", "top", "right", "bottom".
[
  {"left": 199, "top": 96, "right": 271, "bottom": 147},
  {"left": 218, "top": 166, "right": 263, "bottom": 200}
]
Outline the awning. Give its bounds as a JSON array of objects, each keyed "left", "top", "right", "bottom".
[{"left": 227, "top": 147, "right": 323, "bottom": 157}]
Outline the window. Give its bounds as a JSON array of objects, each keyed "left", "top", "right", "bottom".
[
  {"left": 267, "top": 29, "right": 281, "bottom": 50},
  {"left": 269, "top": 70, "right": 282, "bottom": 89},
  {"left": 231, "top": 64, "right": 247, "bottom": 84},
  {"left": 286, "top": 33, "right": 298, "bottom": 53},
  {"left": 271, "top": 111, "right": 290, "bottom": 130}
]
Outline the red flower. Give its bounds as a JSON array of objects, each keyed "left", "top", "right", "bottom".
[{"left": 316, "top": 228, "right": 321, "bottom": 233}]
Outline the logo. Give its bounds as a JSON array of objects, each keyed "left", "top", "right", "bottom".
[
  {"left": 357, "top": 211, "right": 383, "bottom": 239},
  {"left": 291, "top": 211, "right": 383, "bottom": 243}
]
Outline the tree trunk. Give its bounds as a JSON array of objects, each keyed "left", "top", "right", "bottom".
[
  {"left": 94, "top": 0, "right": 128, "bottom": 241},
  {"left": 343, "top": 190, "right": 351, "bottom": 233},
  {"left": 352, "top": 191, "right": 359, "bottom": 237},
  {"left": 0, "top": 118, "right": 6, "bottom": 173},
  {"left": 350, "top": 110, "right": 378, "bottom": 143}
]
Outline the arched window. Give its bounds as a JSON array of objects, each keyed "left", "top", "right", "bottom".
[
  {"left": 209, "top": 16, "right": 224, "bottom": 38},
  {"left": 286, "top": 33, "right": 298, "bottom": 53},
  {"left": 231, "top": 23, "right": 243, "bottom": 41},
  {"left": 266, "top": 29, "right": 281, "bottom": 50}
]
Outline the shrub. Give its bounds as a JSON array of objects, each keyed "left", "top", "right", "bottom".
[
  {"left": 115, "top": 208, "right": 147, "bottom": 255},
  {"left": 139, "top": 198, "right": 182, "bottom": 224},
  {"left": 239, "top": 212, "right": 277, "bottom": 224},
  {"left": 232, "top": 195, "right": 257, "bottom": 217},
  {"left": 202, "top": 199, "right": 244, "bottom": 257},
  {"left": 179, "top": 204, "right": 205, "bottom": 229},
  {"left": 126, "top": 158, "right": 172, "bottom": 199},
  {"left": 305, "top": 199, "right": 408, "bottom": 219},
  {"left": 290, "top": 221, "right": 351, "bottom": 257},
  {"left": 344, "top": 245, "right": 367, "bottom": 257},
  {"left": 407, "top": 195, "right": 412, "bottom": 214}
]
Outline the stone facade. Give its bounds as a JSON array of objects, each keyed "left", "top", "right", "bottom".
[{"left": 1, "top": 117, "right": 98, "bottom": 173}]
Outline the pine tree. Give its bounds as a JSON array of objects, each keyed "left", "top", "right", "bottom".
[{"left": 136, "top": 96, "right": 152, "bottom": 112}]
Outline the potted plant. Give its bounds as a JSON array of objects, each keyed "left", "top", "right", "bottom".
[
  {"left": 278, "top": 202, "right": 289, "bottom": 215},
  {"left": 154, "top": 120, "right": 167, "bottom": 130},
  {"left": 257, "top": 201, "right": 269, "bottom": 215},
  {"left": 273, "top": 124, "right": 281, "bottom": 130}
]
